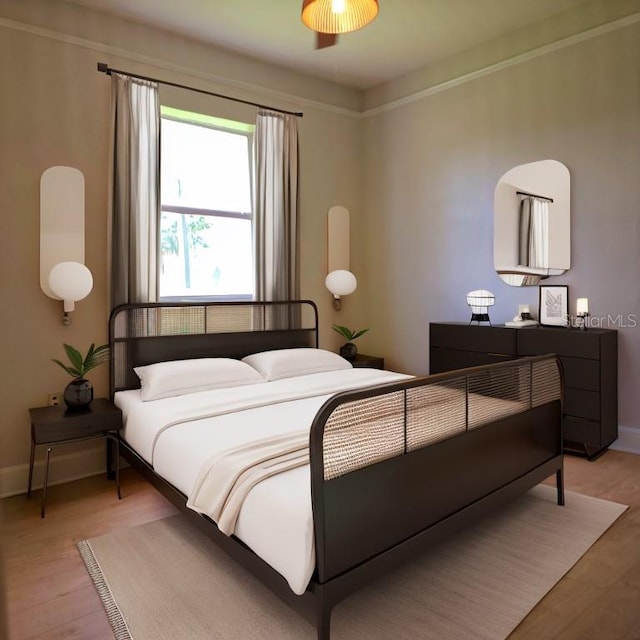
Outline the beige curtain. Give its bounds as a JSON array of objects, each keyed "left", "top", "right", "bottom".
[
  {"left": 109, "top": 73, "right": 160, "bottom": 308},
  {"left": 253, "top": 109, "right": 299, "bottom": 302},
  {"left": 518, "top": 196, "right": 549, "bottom": 269}
]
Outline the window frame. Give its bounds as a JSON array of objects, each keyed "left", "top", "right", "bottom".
[{"left": 159, "top": 108, "right": 255, "bottom": 303}]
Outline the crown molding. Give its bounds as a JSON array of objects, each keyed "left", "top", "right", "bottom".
[
  {"left": 0, "top": 16, "right": 360, "bottom": 118},
  {"left": 2, "top": 11, "right": 639, "bottom": 120},
  {"left": 362, "top": 12, "right": 640, "bottom": 118}
]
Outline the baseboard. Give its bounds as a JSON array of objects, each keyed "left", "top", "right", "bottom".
[
  {"left": 609, "top": 425, "right": 640, "bottom": 456},
  {"left": 0, "top": 445, "right": 107, "bottom": 498}
]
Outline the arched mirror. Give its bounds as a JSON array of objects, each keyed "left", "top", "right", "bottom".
[{"left": 494, "top": 160, "right": 570, "bottom": 286}]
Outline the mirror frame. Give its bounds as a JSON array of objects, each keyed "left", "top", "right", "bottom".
[{"left": 494, "top": 159, "right": 570, "bottom": 286}]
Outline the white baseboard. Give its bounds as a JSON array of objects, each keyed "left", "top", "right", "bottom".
[
  {"left": 0, "top": 445, "right": 107, "bottom": 498},
  {"left": 609, "top": 425, "right": 640, "bottom": 456}
]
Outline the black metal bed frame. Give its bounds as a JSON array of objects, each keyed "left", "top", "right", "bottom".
[{"left": 109, "top": 300, "right": 564, "bottom": 639}]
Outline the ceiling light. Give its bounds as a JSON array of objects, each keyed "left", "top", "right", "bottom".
[{"left": 301, "top": 0, "right": 379, "bottom": 35}]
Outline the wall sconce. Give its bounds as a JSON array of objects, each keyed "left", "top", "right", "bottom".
[
  {"left": 576, "top": 297, "right": 589, "bottom": 330},
  {"left": 40, "top": 166, "right": 91, "bottom": 324},
  {"left": 326, "top": 269, "right": 357, "bottom": 310},
  {"left": 466, "top": 290, "right": 496, "bottom": 325},
  {"left": 326, "top": 205, "right": 357, "bottom": 311},
  {"left": 49, "top": 261, "right": 93, "bottom": 325}
]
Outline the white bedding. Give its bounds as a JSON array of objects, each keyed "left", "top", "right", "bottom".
[{"left": 115, "top": 368, "right": 411, "bottom": 594}]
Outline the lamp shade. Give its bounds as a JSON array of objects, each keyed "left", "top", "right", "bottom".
[
  {"left": 301, "top": 0, "right": 379, "bottom": 34},
  {"left": 466, "top": 289, "right": 495, "bottom": 313},
  {"left": 325, "top": 269, "right": 357, "bottom": 297},
  {"left": 576, "top": 298, "right": 589, "bottom": 316},
  {"left": 48, "top": 261, "right": 93, "bottom": 312}
]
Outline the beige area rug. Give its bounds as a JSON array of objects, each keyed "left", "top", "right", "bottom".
[{"left": 78, "top": 485, "right": 627, "bottom": 640}]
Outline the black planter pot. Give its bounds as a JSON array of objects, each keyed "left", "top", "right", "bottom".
[
  {"left": 339, "top": 342, "right": 357, "bottom": 361},
  {"left": 64, "top": 378, "right": 93, "bottom": 411}
]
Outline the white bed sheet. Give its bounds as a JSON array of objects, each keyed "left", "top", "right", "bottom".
[{"left": 114, "top": 368, "right": 410, "bottom": 595}]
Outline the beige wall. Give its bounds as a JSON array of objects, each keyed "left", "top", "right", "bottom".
[
  {"left": 1, "top": 0, "right": 639, "bottom": 492},
  {"left": 0, "top": 0, "right": 364, "bottom": 488},
  {"left": 360, "top": 17, "right": 640, "bottom": 435}
]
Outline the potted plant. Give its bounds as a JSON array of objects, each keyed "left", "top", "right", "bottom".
[
  {"left": 52, "top": 343, "right": 110, "bottom": 411},
  {"left": 332, "top": 324, "right": 369, "bottom": 361}
]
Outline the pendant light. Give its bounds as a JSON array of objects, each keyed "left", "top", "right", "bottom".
[{"left": 301, "top": 0, "right": 379, "bottom": 35}]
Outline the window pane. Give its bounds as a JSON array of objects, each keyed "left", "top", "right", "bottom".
[
  {"left": 159, "top": 212, "right": 253, "bottom": 298},
  {"left": 161, "top": 119, "right": 251, "bottom": 213}
]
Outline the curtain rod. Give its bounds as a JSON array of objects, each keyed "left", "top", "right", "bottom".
[
  {"left": 96, "top": 62, "right": 303, "bottom": 118},
  {"left": 516, "top": 190, "right": 554, "bottom": 203}
]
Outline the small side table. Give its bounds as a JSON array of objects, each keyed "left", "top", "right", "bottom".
[
  {"left": 350, "top": 354, "right": 385, "bottom": 369},
  {"left": 28, "top": 398, "right": 123, "bottom": 518}
]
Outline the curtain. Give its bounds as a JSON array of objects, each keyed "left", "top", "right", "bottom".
[
  {"left": 253, "top": 108, "right": 299, "bottom": 303},
  {"left": 109, "top": 73, "right": 160, "bottom": 308},
  {"left": 518, "top": 196, "right": 549, "bottom": 269}
]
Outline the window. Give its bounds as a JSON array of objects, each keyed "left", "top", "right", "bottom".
[{"left": 159, "top": 107, "right": 254, "bottom": 300}]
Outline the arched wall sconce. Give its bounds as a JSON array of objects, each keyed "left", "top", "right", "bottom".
[
  {"left": 326, "top": 205, "right": 357, "bottom": 311},
  {"left": 40, "top": 166, "right": 93, "bottom": 325}
]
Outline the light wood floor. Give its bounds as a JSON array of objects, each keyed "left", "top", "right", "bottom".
[{"left": 1, "top": 450, "right": 639, "bottom": 639}]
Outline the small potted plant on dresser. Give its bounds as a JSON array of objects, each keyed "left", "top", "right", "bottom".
[
  {"left": 332, "top": 324, "right": 369, "bottom": 361},
  {"left": 52, "top": 343, "right": 110, "bottom": 411}
]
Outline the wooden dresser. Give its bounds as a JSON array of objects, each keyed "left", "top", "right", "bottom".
[{"left": 429, "top": 323, "right": 618, "bottom": 458}]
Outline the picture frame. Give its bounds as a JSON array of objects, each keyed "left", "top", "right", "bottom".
[{"left": 538, "top": 285, "right": 569, "bottom": 327}]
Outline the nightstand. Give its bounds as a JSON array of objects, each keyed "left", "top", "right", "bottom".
[
  {"left": 28, "top": 397, "right": 122, "bottom": 518},
  {"left": 350, "top": 354, "right": 384, "bottom": 369}
]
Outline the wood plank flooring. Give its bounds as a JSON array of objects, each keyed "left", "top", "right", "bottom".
[{"left": 2, "top": 450, "right": 639, "bottom": 639}]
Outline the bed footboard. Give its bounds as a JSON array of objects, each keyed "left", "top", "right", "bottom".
[{"left": 308, "top": 354, "right": 563, "bottom": 637}]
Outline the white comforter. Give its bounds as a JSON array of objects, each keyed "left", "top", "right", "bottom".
[{"left": 114, "top": 368, "right": 410, "bottom": 594}]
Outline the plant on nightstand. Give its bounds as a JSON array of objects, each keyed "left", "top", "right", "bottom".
[
  {"left": 52, "top": 343, "right": 110, "bottom": 411},
  {"left": 332, "top": 324, "right": 369, "bottom": 361}
]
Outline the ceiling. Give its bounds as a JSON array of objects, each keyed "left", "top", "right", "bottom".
[{"left": 66, "top": 0, "right": 594, "bottom": 89}]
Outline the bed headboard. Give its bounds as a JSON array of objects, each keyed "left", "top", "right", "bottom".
[{"left": 109, "top": 300, "right": 318, "bottom": 396}]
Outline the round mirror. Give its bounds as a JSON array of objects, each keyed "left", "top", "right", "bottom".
[{"left": 493, "top": 160, "right": 570, "bottom": 286}]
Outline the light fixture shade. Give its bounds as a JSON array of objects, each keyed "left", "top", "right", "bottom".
[
  {"left": 576, "top": 297, "right": 589, "bottom": 316},
  {"left": 49, "top": 261, "right": 93, "bottom": 312},
  {"left": 325, "top": 269, "right": 357, "bottom": 296},
  {"left": 466, "top": 289, "right": 495, "bottom": 314},
  {"left": 301, "top": 0, "right": 379, "bottom": 34}
]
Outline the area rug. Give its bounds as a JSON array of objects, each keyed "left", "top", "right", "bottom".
[{"left": 77, "top": 485, "right": 627, "bottom": 640}]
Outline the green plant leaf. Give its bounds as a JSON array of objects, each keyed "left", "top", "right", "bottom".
[
  {"left": 52, "top": 343, "right": 110, "bottom": 378},
  {"left": 332, "top": 324, "right": 353, "bottom": 340},
  {"left": 331, "top": 324, "right": 370, "bottom": 341},
  {"left": 51, "top": 358, "right": 78, "bottom": 377},
  {"left": 63, "top": 344, "right": 84, "bottom": 373}
]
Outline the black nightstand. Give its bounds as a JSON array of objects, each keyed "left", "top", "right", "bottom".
[
  {"left": 350, "top": 354, "right": 384, "bottom": 369},
  {"left": 28, "top": 397, "right": 123, "bottom": 517}
]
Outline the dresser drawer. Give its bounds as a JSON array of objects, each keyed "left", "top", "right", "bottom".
[
  {"left": 430, "top": 347, "right": 513, "bottom": 374},
  {"left": 564, "top": 416, "right": 601, "bottom": 448},
  {"left": 428, "top": 322, "right": 617, "bottom": 457},
  {"left": 517, "top": 329, "right": 600, "bottom": 359},
  {"left": 430, "top": 324, "right": 515, "bottom": 356},
  {"left": 559, "top": 356, "right": 600, "bottom": 392},
  {"left": 564, "top": 388, "right": 600, "bottom": 421}
]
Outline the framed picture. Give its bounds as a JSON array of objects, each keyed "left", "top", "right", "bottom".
[{"left": 539, "top": 285, "right": 569, "bottom": 327}]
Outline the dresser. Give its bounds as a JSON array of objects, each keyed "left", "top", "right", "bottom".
[{"left": 429, "top": 323, "right": 618, "bottom": 458}]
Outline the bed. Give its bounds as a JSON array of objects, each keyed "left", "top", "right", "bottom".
[{"left": 109, "top": 299, "right": 564, "bottom": 639}]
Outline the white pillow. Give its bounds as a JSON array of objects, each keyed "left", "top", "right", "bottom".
[
  {"left": 242, "top": 348, "right": 352, "bottom": 381},
  {"left": 134, "top": 358, "right": 265, "bottom": 401}
]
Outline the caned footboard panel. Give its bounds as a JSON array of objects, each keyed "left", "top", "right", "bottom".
[{"left": 309, "top": 355, "right": 563, "bottom": 584}]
